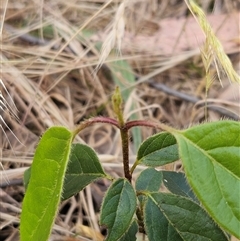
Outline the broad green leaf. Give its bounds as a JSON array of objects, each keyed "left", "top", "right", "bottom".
[
  {"left": 100, "top": 178, "right": 137, "bottom": 241},
  {"left": 136, "top": 167, "right": 163, "bottom": 204},
  {"left": 20, "top": 127, "right": 73, "bottom": 241},
  {"left": 144, "top": 192, "right": 228, "bottom": 241},
  {"left": 119, "top": 219, "right": 138, "bottom": 241},
  {"left": 62, "top": 143, "right": 106, "bottom": 200},
  {"left": 109, "top": 60, "right": 142, "bottom": 151},
  {"left": 136, "top": 167, "right": 163, "bottom": 192},
  {"left": 23, "top": 143, "right": 106, "bottom": 201},
  {"left": 137, "top": 132, "right": 178, "bottom": 167},
  {"left": 173, "top": 121, "right": 240, "bottom": 238},
  {"left": 162, "top": 171, "right": 198, "bottom": 203},
  {"left": 144, "top": 195, "right": 183, "bottom": 241}
]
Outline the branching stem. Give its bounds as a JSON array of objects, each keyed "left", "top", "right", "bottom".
[
  {"left": 73, "top": 87, "right": 178, "bottom": 183},
  {"left": 111, "top": 87, "right": 132, "bottom": 182}
]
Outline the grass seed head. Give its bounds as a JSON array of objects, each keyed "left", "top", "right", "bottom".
[
  {"left": 186, "top": 0, "right": 240, "bottom": 84},
  {"left": 96, "top": 1, "right": 128, "bottom": 72}
]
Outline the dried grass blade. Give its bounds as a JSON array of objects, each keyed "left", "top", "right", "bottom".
[{"left": 185, "top": 0, "right": 240, "bottom": 84}]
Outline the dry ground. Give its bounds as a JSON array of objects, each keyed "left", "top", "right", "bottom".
[{"left": 1, "top": 0, "right": 240, "bottom": 240}]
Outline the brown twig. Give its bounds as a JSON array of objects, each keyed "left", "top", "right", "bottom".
[{"left": 148, "top": 80, "right": 240, "bottom": 120}]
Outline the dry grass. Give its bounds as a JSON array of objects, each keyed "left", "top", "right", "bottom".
[{"left": 1, "top": 0, "right": 239, "bottom": 240}]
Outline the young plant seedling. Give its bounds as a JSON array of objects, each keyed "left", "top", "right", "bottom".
[{"left": 21, "top": 86, "right": 240, "bottom": 241}]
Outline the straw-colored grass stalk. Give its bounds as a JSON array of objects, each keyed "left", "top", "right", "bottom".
[{"left": 185, "top": 0, "right": 240, "bottom": 86}]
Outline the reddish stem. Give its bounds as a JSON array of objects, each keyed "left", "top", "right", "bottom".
[
  {"left": 73, "top": 116, "right": 175, "bottom": 183},
  {"left": 125, "top": 119, "right": 175, "bottom": 133},
  {"left": 125, "top": 120, "right": 159, "bottom": 130},
  {"left": 120, "top": 127, "right": 131, "bottom": 182},
  {"left": 73, "top": 117, "right": 119, "bottom": 138}
]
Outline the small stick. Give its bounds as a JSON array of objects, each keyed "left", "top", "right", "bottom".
[{"left": 148, "top": 80, "right": 239, "bottom": 120}]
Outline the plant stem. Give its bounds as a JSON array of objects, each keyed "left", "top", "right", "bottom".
[
  {"left": 126, "top": 119, "right": 177, "bottom": 133},
  {"left": 120, "top": 126, "right": 131, "bottom": 182},
  {"left": 130, "top": 160, "right": 140, "bottom": 175},
  {"left": 73, "top": 117, "right": 119, "bottom": 138},
  {"left": 73, "top": 86, "right": 178, "bottom": 183},
  {"left": 112, "top": 87, "right": 132, "bottom": 182},
  {"left": 136, "top": 206, "right": 145, "bottom": 234},
  {"left": 112, "top": 86, "right": 124, "bottom": 126}
]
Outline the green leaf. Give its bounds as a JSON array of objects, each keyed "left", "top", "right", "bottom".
[
  {"left": 137, "top": 132, "right": 178, "bottom": 167},
  {"left": 162, "top": 171, "right": 198, "bottom": 203},
  {"left": 144, "top": 192, "right": 228, "bottom": 241},
  {"left": 118, "top": 219, "right": 138, "bottom": 241},
  {"left": 173, "top": 120, "right": 240, "bottom": 238},
  {"left": 136, "top": 167, "right": 163, "bottom": 192},
  {"left": 23, "top": 143, "right": 106, "bottom": 201},
  {"left": 100, "top": 178, "right": 137, "bottom": 241},
  {"left": 136, "top": 167, "right": 163, "bottom": 204},
  {"left": 144, "top": 195, "right": 182, "bottom": 241},
  {"left": 62, "top": 143, "right": 106, "bottom": 200},
  {"left": 20, "top": 127, "right": 73, "bottom": 241}
]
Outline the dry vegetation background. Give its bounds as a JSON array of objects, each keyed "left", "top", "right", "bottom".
[{"left": 1, "top": 0, "right": 240, "bottom": 240}]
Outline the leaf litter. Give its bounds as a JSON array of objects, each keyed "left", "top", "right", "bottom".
[{"left": 1, "top": 0, "right": 239, "bottom": 240}]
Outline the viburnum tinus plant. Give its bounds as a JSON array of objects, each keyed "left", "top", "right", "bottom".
[{"left": 21, "top": 87, "right": 239, "bottom": 241}]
